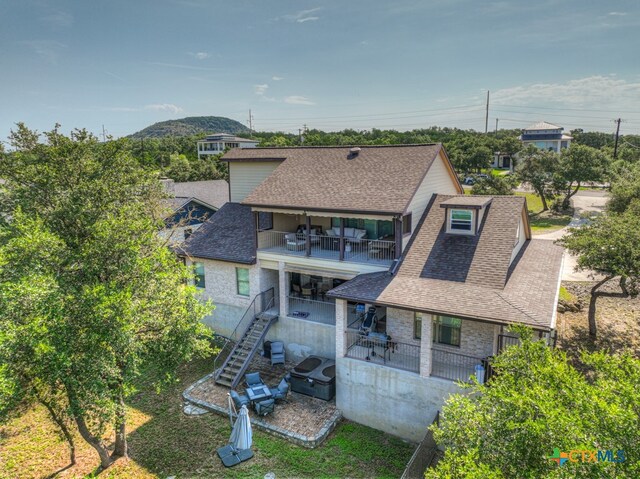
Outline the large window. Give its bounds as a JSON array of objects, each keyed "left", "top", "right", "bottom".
[
  {"left": 450, "top": 209, "right": 473, "bottom": 232},
  {"left": 194, "top": 262, "right": 205, "bottom": 288},
  {"left": 433, "top": 316, "right": 462, "bottom": 347},
  {"left": 236, "top": 267, "right": 250, "bottom": 297},
  {"left": 414, "top": 312, "right": 423, "bottom": 340}
]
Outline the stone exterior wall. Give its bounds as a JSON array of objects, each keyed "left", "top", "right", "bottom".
[
  {"left": 432, "top": 317, "right": 497, "bottom": 358},
  {"left": 386, "top": 307, "right": 420, "bottom": 346}
]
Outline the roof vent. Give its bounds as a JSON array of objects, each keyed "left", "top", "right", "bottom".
[{"left": 348, "top": 147, "right": 361, "bottom": 159}]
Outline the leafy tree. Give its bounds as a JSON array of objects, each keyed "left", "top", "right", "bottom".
[
  {"left": 0, "top": 125, "right": 212, "bottom": 470},
  {"left": 471, "top": 172, "right": 518, "bottom": 195},
  {"left": 608, "top": 163, "right": 640, "bottom": 214},
  {"left": 555, "top": 145, "right": 609, "bottom": 209},
  {"left": 516, "top": 146, "right": 559, "bottom": 211},
  {"left": 557, "top": 205, "right": 639, "bottom": 337},
  {"left": 427, "top": 329, "right": 640, "bottom": 478}
]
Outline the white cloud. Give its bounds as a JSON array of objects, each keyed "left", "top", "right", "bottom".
[
  {"left": 106, "top": 107, "right": 139, "bottom": 112},
  {"left": 145, "top": 104, "right": 184, "bottom": 114},
  {"left": 20, "top": 40, "right": 67, "bottom": 65},
  {"left": 254, "top": 84, "right": 275, "bottom": 102},
  {"left": 281, "top": 7, "right": 322, "bottom": 23},
  {"left": 284, "top": 95, "right": 315, "bottom": 106},
  {"left": 492, "top": 76, "right": 640, "bottom": 108},
  {"left": 608, "top": 11, "right": 627, "bottom": 16},
  {"left": 40, "top": 11, "right": 74, "bottom": 28},
  {"left": 188, "top": 51, "right": 209, "bottom": 60},
  {"left": 272, "top": 76, "right": 284, "bottom": 81}
]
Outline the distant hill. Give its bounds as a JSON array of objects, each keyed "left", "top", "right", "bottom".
[{"left": 129, "top": 116, "right": 250, "bottom": 138}]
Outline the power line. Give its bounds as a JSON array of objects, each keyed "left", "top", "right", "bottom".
[{"left": 496, "top": 103, "right": 640, "bottom": 114}]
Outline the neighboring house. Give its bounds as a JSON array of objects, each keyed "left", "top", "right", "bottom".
[
  {"left": 197, "top": 133, "right": 259, "bottom": 159},
  {"left": 161, "top": 178, "right": 229, "bottom": 244},
  {"left": 179, "top": 144, "right": 563, "bottom": 441},
  {"left": 491, "top": 151, "right": 513, "bottom": 170},
  {"left": 520, "top": 121, "right": 573, "bottom": 153}
]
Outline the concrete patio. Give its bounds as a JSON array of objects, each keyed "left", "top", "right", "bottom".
[{"left": 183, "top": 354, "right": 342, "bottom": 448}]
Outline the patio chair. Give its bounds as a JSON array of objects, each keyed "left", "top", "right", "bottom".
[
  {"left": 269, "top": 378, "right": 290, "bottom": 402},
  {"left": 245, "top": 372, "right": 266, "bottom": 389},
  {"left": 270, "top": 341, "right": 286, "bottom": 366},
  {"left": 285, "top": 233, "right": 305, "bottom": 251},
  {"left": 291, "top": 284, "right": 302, "bottom": 297},
  {"left": 359, "top": 306, "right": 378, "bottom": 334},
  {"left": 229, "top": 390, "right": 250, "bottom": 410},
  {"left": 255, "top": 398, "right": 275, "bottom": 416}
]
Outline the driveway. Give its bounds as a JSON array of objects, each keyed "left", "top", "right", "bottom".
[{"left": 535, "top": 190, "right": 608, "bottom": 281}]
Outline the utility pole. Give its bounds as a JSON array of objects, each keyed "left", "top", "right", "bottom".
[
  {"left": 613, "top": 118, "right": 622, "bottom": 159},
  {"left": 495, "top": 118, "right": 499, "bottom": 136},
  {"left": 102, "top": 125, "right": 106, "bottom": 142},
  {"left": 484, "top": 91, "right": 490, "bottom": 134},
  {"left": 248, "top": 109, "right": 254, "bottom": 133}
]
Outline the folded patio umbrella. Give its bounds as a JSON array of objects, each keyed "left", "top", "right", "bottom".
[{"left": 229, "top": 405, "right": 252, "bottom": 450}]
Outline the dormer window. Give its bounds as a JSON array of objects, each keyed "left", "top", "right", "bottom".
[{"left": 450, "top": 209, "right": 473, "bottom": 232}]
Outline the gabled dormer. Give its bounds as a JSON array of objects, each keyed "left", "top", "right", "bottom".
[{"left": 439, "top": 196, "right": 492, "bottom": 236}]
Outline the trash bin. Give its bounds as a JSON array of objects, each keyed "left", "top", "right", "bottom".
[
  {"left": 263, "top": 340, "right": 272, "bottom": 359},
  {"left": 474, "top": 364, "right": 485, "bottom": 384}
]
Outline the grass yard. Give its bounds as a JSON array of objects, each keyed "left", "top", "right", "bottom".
[
  {"left": 0, "top": 356, "right": 414, "bottom": 479},
  {"left": 515, "top": 192, "right": 573, "bottom": 234}
]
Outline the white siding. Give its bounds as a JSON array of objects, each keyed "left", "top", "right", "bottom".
[
  {"left": 510, "top": 213, "right": 527, "bottom": 264},
  {"left": 229, "top": 161, "right": 281, "bottom": 202},
  {"left": 404, "top": 152, "right": 460, "bottom": 248}
]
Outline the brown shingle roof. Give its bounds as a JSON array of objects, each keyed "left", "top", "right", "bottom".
[
  {"left": 329, "top": 194, "right": 563, "bottom": 330},
  {"left": 173, "top": 180, "right": 229, "bottom": 209},
  {"left": 439, "top": 196, "right": 493, "bottom": 209},
  {"left": 222, "top": 144, "right": 454, "bottom": 214}
]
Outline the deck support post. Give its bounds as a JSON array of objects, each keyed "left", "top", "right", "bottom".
[
  {"left": 305, "top": 215, "right": 311, "bottom": 257},
  {"left": 339, "top": 218, "right": 345, "bottom": 261}
]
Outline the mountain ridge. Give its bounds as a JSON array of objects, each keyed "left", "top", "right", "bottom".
[{"left": 129, "top": 116, "right": 250, "bottom": 138}]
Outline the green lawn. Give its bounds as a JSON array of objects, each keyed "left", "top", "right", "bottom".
[
  {"left": 0, "top": 356, "right": 414, "bottom": 479},
  {"left": 515, "top": 192, "right": 573, "bottom": 234}
]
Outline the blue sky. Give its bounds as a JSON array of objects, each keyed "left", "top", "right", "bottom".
[{"left": 1, "top": 0, "right": 639, "bottom": 139}]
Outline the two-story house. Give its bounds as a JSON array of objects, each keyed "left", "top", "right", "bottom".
[
  {"left": 196, "top": 133, "right": 259, "bottom": 159},
  {"left": 179, "top": 144, "right": 563, "bottom": 440},
  {"left": 520, "top": 121, "right": 573, "bottom": 153}
]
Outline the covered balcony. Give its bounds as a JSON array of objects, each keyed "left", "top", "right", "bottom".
[{"left": 256, "top": 212, "right": 403, "bottom": 267}]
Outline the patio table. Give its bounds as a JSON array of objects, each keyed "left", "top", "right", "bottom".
[{"left": 246, "top": 385, "right": 272, "bottom": 403}]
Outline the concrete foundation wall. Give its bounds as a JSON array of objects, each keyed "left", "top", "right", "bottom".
[
  {"left": 336, "top": 357, "right": 463, "bottom": 442},
  {"left": 265, "top": 316, "right": 336, "bottom": 361}
]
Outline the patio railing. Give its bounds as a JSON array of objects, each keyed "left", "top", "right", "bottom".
[
  {"left": 287, "top": 296, "right": 336, "bottom": 325},
  {"left": 344, "top": 330, "right": 420, "bottom": 373},
  {"left": 257, "top": 230, "right": 395, "bottom": 266},
  {"left": 430, "top": 347, "right": 484, "bottom": 382}
]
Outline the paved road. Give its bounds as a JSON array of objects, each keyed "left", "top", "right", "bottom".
[{"left": 535, "top": 190, "right": 608, "bottom": 281}]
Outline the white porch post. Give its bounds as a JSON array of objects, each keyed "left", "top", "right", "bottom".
[
  {"left": 335, "top": 299, "right": 348, "bottom": 358},
  {"left": 419, "top": 313, "right": 433, "bottom": 378},
  {"left": 278, "top": 261, "right": 288, "bottom": 317}
]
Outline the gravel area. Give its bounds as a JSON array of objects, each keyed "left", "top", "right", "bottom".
[
  {"left": 557, "top": 281, "right": 640, "bottom": 357},
  {"left": 188, "top": 355, "right": 339, "bottom": 438}
]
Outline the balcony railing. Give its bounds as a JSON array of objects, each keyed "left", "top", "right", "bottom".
[
  {"left": 258, "top": 230, "right": 395, "bottom": 266},
  {"left": 287, "top": 296, "right": 336, "bottom": 326},
  {"left": 430, "top": 347, "right": 484, "bottom": 382},
  {"left": 345, "top": 330, "right": 420, "bottom": 373}
]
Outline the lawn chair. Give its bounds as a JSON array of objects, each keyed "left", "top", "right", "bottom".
[
  {"left": 270, "top": 341, "right": 286, "bottom": 366},
  {"left": 244, "top": 372, "right": 266, "bottom": 389},
  {"left": 359, "top": 306, "right": 378, "bottom": 334},
  {"left": 285, "top": 233, "right": 305, "bottom": 251},
  {"left": 269, "top": 378, "right": 290, "bottom": 403},
  {"left": 229, "top": 390, "right": 250, "bottom": 409},
  {"left": 254, "top": 398, "right": 275, "bottom": 416}
]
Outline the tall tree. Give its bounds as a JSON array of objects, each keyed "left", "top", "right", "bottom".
[
  {"left": 558, "top": 205, "right": 639, "bottom": 337},
  {"left": 0, "top": 125, "right": 212, "bottom": 469},
  {"left": 556, "top": 144, "right": 609, "bottom": 209},
  {"left": 516, "top": 146, "right": 559, "bottom": 211}
]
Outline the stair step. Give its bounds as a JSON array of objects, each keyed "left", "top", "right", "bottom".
[{"left": 216, "top": 379, "right": 232, "bottom": 387}]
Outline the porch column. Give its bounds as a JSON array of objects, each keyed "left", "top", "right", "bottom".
[
  {"left": 339, "top": 218, "right": 345, "bottom": 261},
  {"left": 419, "top": 313, "right": 433, "bottom": 378},
  {"left": 278, "top": 261, "right": 288, "bottom": 317},
  {"left": 335, "top": 299, "right": 348, "bottom": 358},
  {"left": 394, "top": 216, "right": 402, "bottom": 259},
  {"left": 305, "top": 215, "right": 311, "bottom": 256}
]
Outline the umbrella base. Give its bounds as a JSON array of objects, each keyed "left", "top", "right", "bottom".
[{"left": 217, "top": 445, "right": 254, "bottom": 467}]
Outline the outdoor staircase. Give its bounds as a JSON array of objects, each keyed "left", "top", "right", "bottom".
[{"left": 215, "top": 288, "right": 278, "bottom": 388}]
